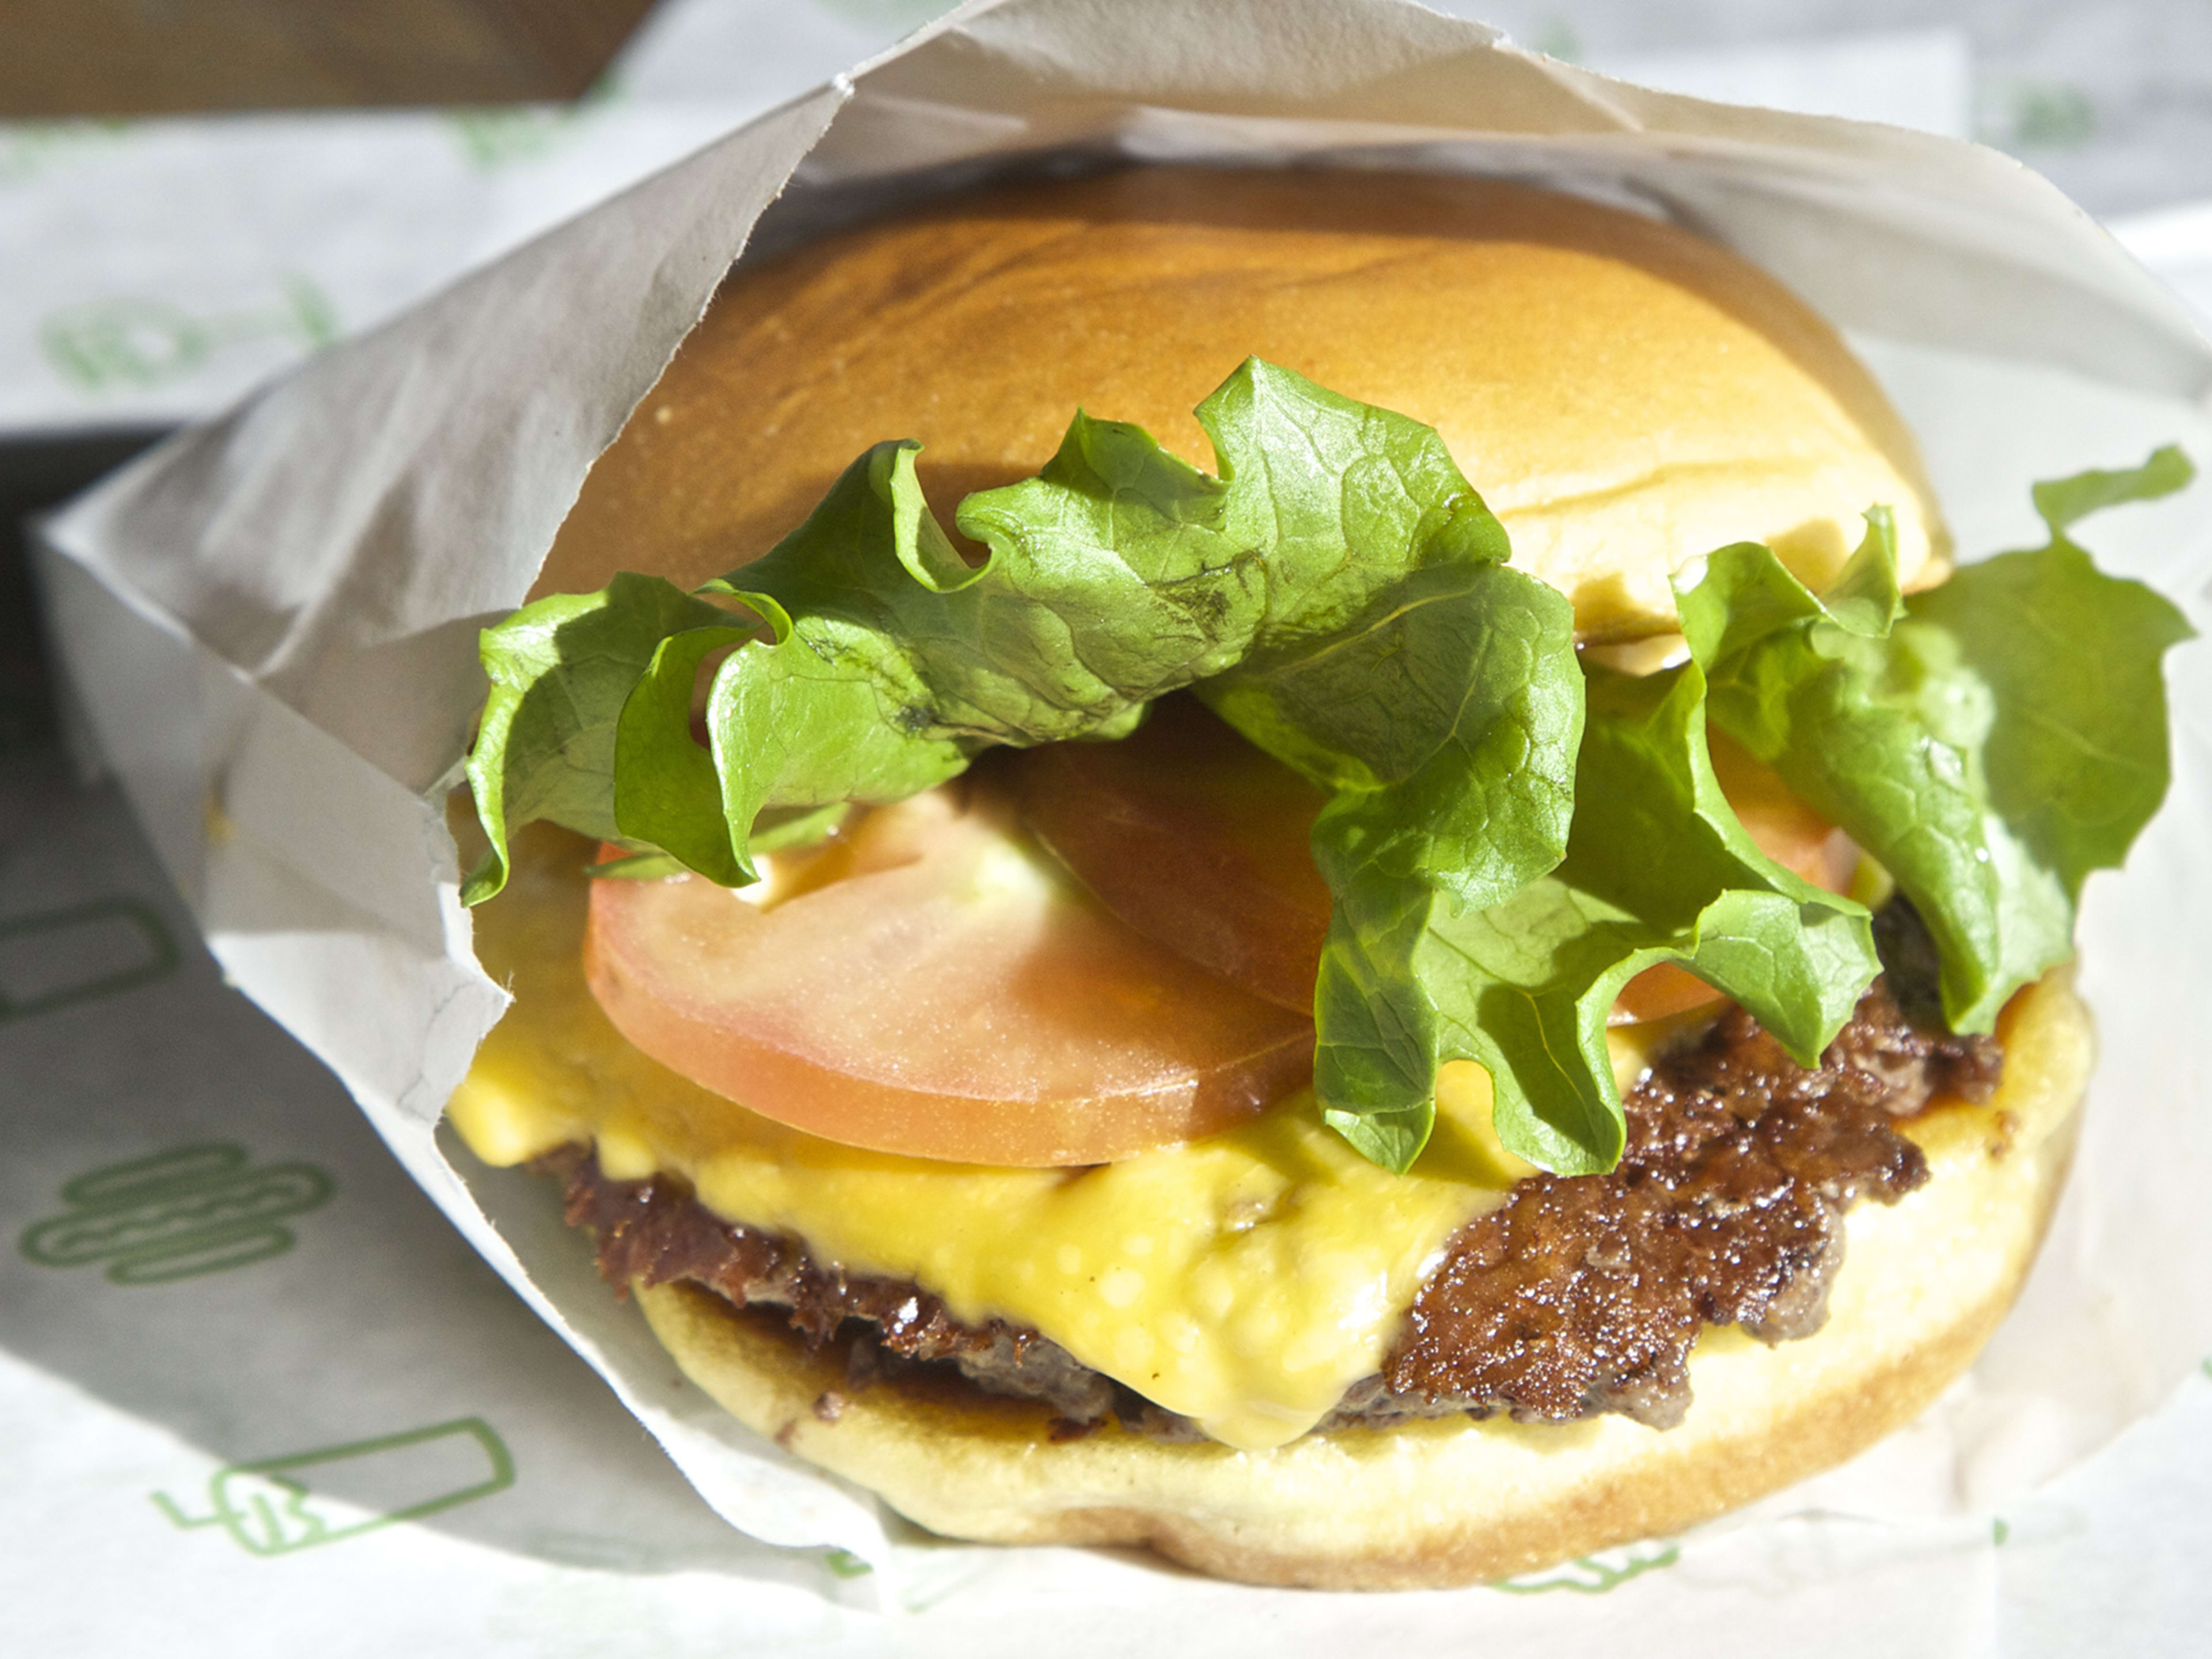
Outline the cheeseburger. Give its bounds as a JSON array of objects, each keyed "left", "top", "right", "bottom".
[{"left": 444, "top": 169, "right": 2190, "bottom": 1588}]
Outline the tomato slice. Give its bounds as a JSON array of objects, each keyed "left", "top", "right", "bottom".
[
  {"left": 1705, "top": 731, "right": 1859, "bottom": 896},
  {"left": 585, "top": 771, "right": 1316, "bottom": 1167},
  {"left": 1009, "top": 698, "right": 1859, "bottom": 1029},
  {"left": 1012, "top": 696, "right": 1332, "bottom": 1012}
]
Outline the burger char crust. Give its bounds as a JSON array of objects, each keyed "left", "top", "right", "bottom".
[
  {"left": 547, "top": 897, "right": 2002, "bottom": 1442},
  {"left": 1381, "top": 975, "right": 1998, "bottom": 1430},
  {"left": 548, "top": 1142, "right": 1123, "bottom": 1425}
]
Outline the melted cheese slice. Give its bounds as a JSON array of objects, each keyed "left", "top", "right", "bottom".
[{"left": 448, "top": 824, "right": 1673, "bottom": 1452}]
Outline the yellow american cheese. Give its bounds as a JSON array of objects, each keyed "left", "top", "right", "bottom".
[{"left": 448, "top": 824, "right": 1673, "bottom": 1452}]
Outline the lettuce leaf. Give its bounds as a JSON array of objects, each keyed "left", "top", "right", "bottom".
[
  {"left": 1679, "top": 453, "right": 2194, "bottom": 1033},
  {"left": 1382, "top": 660, "right": 1879, "bottom": 1174},
  {"left": 463, "top": 573, "right": 732, "bottom": 904},
  {"left": 1200, "top": 558, "right": 1582, "bottom": 1169},
  {"left": 468, "top": 359, "right": 1566, "bottom": 889}
]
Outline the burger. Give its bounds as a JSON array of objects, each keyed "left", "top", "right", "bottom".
[{"left": 442, "top": 168, "right": 2189, "bottom": 1588}]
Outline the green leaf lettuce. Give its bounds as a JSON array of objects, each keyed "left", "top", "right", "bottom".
[
  {"left": 1355, "top": 658, "right": 1880, "bottom": 1175},
  {"left": 1678, "top": 454, "right": 2194, "bottom": 1033}
]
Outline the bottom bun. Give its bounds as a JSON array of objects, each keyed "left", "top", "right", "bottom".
[{"left": 637, "top": 972, "right": 2090, "bottom": 1590}]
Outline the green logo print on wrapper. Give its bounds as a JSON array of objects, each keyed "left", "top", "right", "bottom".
[
  {"left": 0, "top": 897, "right": 176, "bottom": 1020},
  {"left": 0, "top": 119, "right": 130, "bottom": 185},
  {"left": 1492, "top": 1539, "right": 1680, "bottom": 1594},
  {"left": 446, "top": 74, "right": 620, "bottom": 169},
  {"left": 20, "top": 1143, "right": 334, "bottom": 1285},
  {"left": 151, "top": 1419, "right": 515, "bottom": 1556},
  {"left": 39, "top": 274, "right": 338, "bottom": 393},
  {"left": 815, "top": 0, "right": 961, "bottom": 30}
]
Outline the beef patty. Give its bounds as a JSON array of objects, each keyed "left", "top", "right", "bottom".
[{"left": 547, "top": 908, "right": 2001, "bottom": 1440}]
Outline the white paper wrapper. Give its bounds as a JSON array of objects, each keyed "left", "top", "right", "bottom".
[{"left": 35, "top": 0, "right": 2212, "bottom": 1592}]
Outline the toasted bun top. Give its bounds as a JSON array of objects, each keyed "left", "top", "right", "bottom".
[{"left": 539, "top": 167, "right": 1946, "bottom": 638}]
